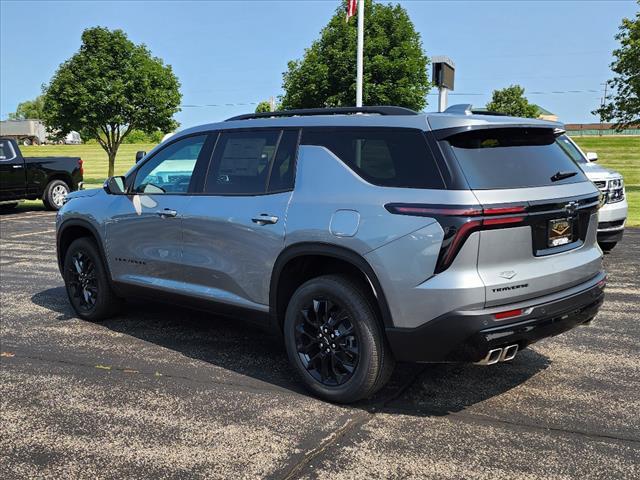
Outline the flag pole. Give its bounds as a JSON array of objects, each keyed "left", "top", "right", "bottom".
[{"left": 356, "top": 0, "right": 364, "bottom": 107}]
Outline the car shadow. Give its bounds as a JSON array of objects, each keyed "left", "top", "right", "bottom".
[
  {"left": 0, "top": 203, "right": 47, "bottom": 215},
  {"left": 32, "top": 287, "right": 550, "bottom": 416}
]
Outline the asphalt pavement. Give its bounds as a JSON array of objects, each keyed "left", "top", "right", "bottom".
[{"left": 1, "top": 209, "right": 638, "bottom": 479}]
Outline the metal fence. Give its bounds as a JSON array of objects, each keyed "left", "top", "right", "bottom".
[{"left": 566, "top": 128, "right": 640, "bottom": 137}]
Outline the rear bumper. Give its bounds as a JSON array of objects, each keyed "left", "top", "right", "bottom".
[{"left": 385, "top": 271, "right": 606, "bottom": 363}]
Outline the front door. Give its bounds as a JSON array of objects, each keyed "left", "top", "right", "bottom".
[
  {"left": 0, "top": 140, "right": 26, "bottom": 200},
  {"left": 181, "top": 129, "right": 299, "bottom": 310},
  {"left": 105, "top": 134, "right": 209, "bottom": 289}
]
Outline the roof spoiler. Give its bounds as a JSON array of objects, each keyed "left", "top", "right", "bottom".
[{"left": 444, "top": 104, "right": 508, "bottom": 116}]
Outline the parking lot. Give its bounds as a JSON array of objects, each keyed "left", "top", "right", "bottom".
[{"left": 0, "top": 209, "right": 638, "bottom": 479}]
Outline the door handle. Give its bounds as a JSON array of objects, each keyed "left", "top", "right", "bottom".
[
  {"left": 157, "top": 208, "right": 178, "bottom": 218},
  {"left": 252, "top": 214, "right": 279, "bottom": 225},
  {"left": 12, "top": 165, "right": 23, "bottom": 169}
]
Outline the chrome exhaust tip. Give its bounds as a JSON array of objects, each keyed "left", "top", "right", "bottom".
[
  {"left": 500, "top": 344, "right": 519, "bottom": 362},
  {"left": 476, "top": 348, "right": 503, "bottom": 365}
]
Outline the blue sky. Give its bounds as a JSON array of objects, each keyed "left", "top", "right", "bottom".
[{"left": 1, "top": 0, "right": 637, "bottom": 127}]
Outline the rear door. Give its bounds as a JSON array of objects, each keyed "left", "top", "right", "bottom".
[
  {"left": 0, "top": 139, "right": 26, "bottom": 199},
  {"left": 180, "top": 129, "right": 298, "bottom": 310},
  {"left": 442, "top": 127, "right": 602, "bottom": 306}
]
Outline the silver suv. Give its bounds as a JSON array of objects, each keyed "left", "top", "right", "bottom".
[{"left": 56, "top": 106, "right": 606, "bottom": 403}]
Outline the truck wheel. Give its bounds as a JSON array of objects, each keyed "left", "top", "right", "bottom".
[
  {"left": 63, "top": 237, "right": 121, "bottom": 321},
  {"left": 43, "top": 180, "right": 69, "bottom": 210},
  {"left": 283, "top": 274, "right": 395, "bottom": 403},
  {"left": 23, "top": 138, "right": 31, "bottom": 146},
  {"left": 599, "top": 242, "right": 617, "bottom": 252}
]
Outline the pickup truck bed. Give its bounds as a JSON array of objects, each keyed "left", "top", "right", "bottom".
[{"left": 0, "top": 137, "right": 83, "bottom": 210}]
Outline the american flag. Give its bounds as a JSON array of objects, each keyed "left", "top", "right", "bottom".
[{"left": 346, "top": 0, "right": 357, "bottom": 22}]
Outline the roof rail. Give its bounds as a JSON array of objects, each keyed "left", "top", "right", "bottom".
[{"left": 225, "top": 106, "right": 418, "bottom": 122}]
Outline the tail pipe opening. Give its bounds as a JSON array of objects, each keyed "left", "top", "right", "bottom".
[{"left": 475, "top": 344, "right": 519, "bottom": 365}]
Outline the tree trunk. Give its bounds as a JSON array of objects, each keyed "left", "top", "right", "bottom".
[{"left": 108, "top": 151, "right": 116, "bottom": 177}]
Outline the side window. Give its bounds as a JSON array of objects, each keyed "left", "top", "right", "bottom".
[
  {"left": 132, "top": 135, "right": 206, "bottom": 194},
  {"left": 204, "top": 130, "right": 280, "bottom": 194},
  {"left": 301, "top": 128, "right": 445, "bottom": 189},
  {"left": 0, "top": 141, "right": 17, "bottom": 161},
  {"left": 268, "top": 130, "right": 299, "bottom": 192}
]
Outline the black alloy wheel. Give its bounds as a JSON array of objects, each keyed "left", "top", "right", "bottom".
[
  {"left": 66, "top": 250, "right": 98, "bottom": 313},
  {"left": 295, "top": 297, "right": 360, "bottom": 386}
]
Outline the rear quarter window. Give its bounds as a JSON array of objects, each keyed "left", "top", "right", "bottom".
[
  {"left": 301, "top": 128, "right": 445, "bottom": 189},
  {"left": 445, "top": 128, "right": 589, "bottom": 189}
]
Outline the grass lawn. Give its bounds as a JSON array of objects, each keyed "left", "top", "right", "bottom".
[
  {"left": 573, "top": 136, "right": 639, "bottom": 226},
  {"left": 18, "top": 137, "right": 639, "bottom": 225}
]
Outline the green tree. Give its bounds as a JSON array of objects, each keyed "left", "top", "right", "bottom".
[
  {"left": 281, "top": 0, "right": 430, "bottom": 110},
  {"left": 8, "top": 95, "right": 45, "bottom": 120},
  {"left": 43, "top": 27, "right": 181, "bottom": 176},
  {"left": 593, "top": 2, "right": 639, "bottom": 129},
  {"left": 255, "top": 101, "right": 273, "bottom": 113},
  {"left": 486, "top": 85, "right": 539, "bottom": 118}
]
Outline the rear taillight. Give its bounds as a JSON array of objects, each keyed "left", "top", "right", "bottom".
[
  {"left": 78, "top": 158, "right": 84, "bottom": 175},
  {"left": 385, "top": 203, "right": 528, "bottom": 272}
]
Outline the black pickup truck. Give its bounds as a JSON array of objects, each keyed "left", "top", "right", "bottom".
[{"left": 0, "top": 137, "right": 83, "bottom": 211}]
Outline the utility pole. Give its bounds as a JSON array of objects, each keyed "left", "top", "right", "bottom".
[
  {"left": 269, "top": 96, "right": 276, "bottom": 112},
  {"left": 356, "top": 0, "right": 365, "bottom": 107},
  {"left": 599, "top": 82, "right": 608, "bottom": 136}
]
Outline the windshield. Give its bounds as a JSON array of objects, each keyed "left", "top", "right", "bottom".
[
  {"left": 446, "top": 127, "right": 588, "bottom": 189},
  {"left": 556, "top": 135, "right": 587, "bottom": 164}
]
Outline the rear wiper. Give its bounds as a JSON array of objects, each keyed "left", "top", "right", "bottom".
[{"left": 550, "top": 170, "right": 577, "bottom": 182}]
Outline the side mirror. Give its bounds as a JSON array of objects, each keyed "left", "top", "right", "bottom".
[
  {"left": 135, "top": 151, "right": 147, "bottom": 163},
  {"left": 586, "top": 152, "right": 598, "bottom": 162},
  {"left": 103, "top": 176, "right": 126, "bottom": 194}
]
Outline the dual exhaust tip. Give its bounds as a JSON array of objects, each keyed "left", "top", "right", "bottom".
[{"left": 476, "top": 344, "right": 519, "bottom": 365}]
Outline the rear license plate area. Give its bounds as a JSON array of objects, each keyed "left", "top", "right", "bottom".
[{"left": 548, "top": 218, "right": 573, "bottom": 247}]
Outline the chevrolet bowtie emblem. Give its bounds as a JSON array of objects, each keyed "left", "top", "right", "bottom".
[{"left": 552, "top": 221, "right": 571, "bottom": 235}]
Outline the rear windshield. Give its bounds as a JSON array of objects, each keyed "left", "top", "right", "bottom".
[{"left": 446, "top": 128, "right": 588, "bottom": 189}]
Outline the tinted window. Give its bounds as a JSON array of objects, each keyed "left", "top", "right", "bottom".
[
  {"left": 556, "top": 135, "right": 587, "bottom": 164},
  {"left": 301, "top": 128, "right": 444, "bottom": 189},
  {"left": 268, "top": 130, "right": 298, "bottom": 192},
  {"left": 0, "top": 140, "right": 16, "bottom": 161},
  {"left": 132, "top": 135, "right": 206, "bottom": 194},
  {"left": 205, "top": 130, "right": 280, "bottom": 194},
  {"left": 447, "top": 128, "right": 588, "bottom": 189}
]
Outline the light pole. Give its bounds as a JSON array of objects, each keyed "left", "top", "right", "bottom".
[{"left": 356, "top": 0, "right": 365, "bottom": 107}]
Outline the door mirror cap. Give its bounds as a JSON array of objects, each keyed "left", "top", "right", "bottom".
[
  {"left": 586, "top": 152, "right": 598, "bottom": 162},
  {"left": 103, "top": 176, "right": 126, "bottom": 194},
  {"left": 135, "top": 151, "right": 147, "bottom": 163}
]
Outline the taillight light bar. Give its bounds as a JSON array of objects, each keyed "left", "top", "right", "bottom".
[
  {"left": 385, "top": 203, "right": 528, "bottom": 272},
  {"left": 78, "top": 158, "right": 84, "bottom": 175}
]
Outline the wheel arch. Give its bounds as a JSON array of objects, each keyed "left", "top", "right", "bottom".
[
  {"left": 57, "top": 220, "right": 110, "bottom": 280},
  {"left": 269, "top": 243, "right": 394, "bottom": 333}
]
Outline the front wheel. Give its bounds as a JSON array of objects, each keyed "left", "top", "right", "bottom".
[
  {"left": 63, "top": 237, "right": 120, "bottom": 321},
  {"left": 284, "top": 275, "right": 394, "bottom": 403},
  {"left": 43, "top": 179, "right": 69, "bottom": 210}
]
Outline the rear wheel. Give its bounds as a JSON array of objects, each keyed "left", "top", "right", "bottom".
[
  {"left": 599, "top": 241, "right": 617, "bottom": 252},
  {"left": 284, "top": 275, "right": 394, "bottom": 403},
  {"left": 63, "top": 237, "right": 120, "bottom": 321},
  {"left": 43, "top": 179, "right": 69, "bottom": 210}
]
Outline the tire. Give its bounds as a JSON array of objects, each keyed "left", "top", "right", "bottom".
[
  {"left": 22, "top": 138, "right": 31, "bottom": 146},
  {"left": 63, "top": 237, "right": 120, "bottom": 321},
  {"left": 599, "top": 241, "right": 617, "bottom": 252},
  {"left": 284, "top": 274, "right": 395, "bottom": 403},
  {"left": 43, "top": 179, "right": 69, "bottom": 210}
]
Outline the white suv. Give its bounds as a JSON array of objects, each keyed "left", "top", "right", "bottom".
[{"left": 557, "top": 135, "right": 627, "bottom": 251}]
